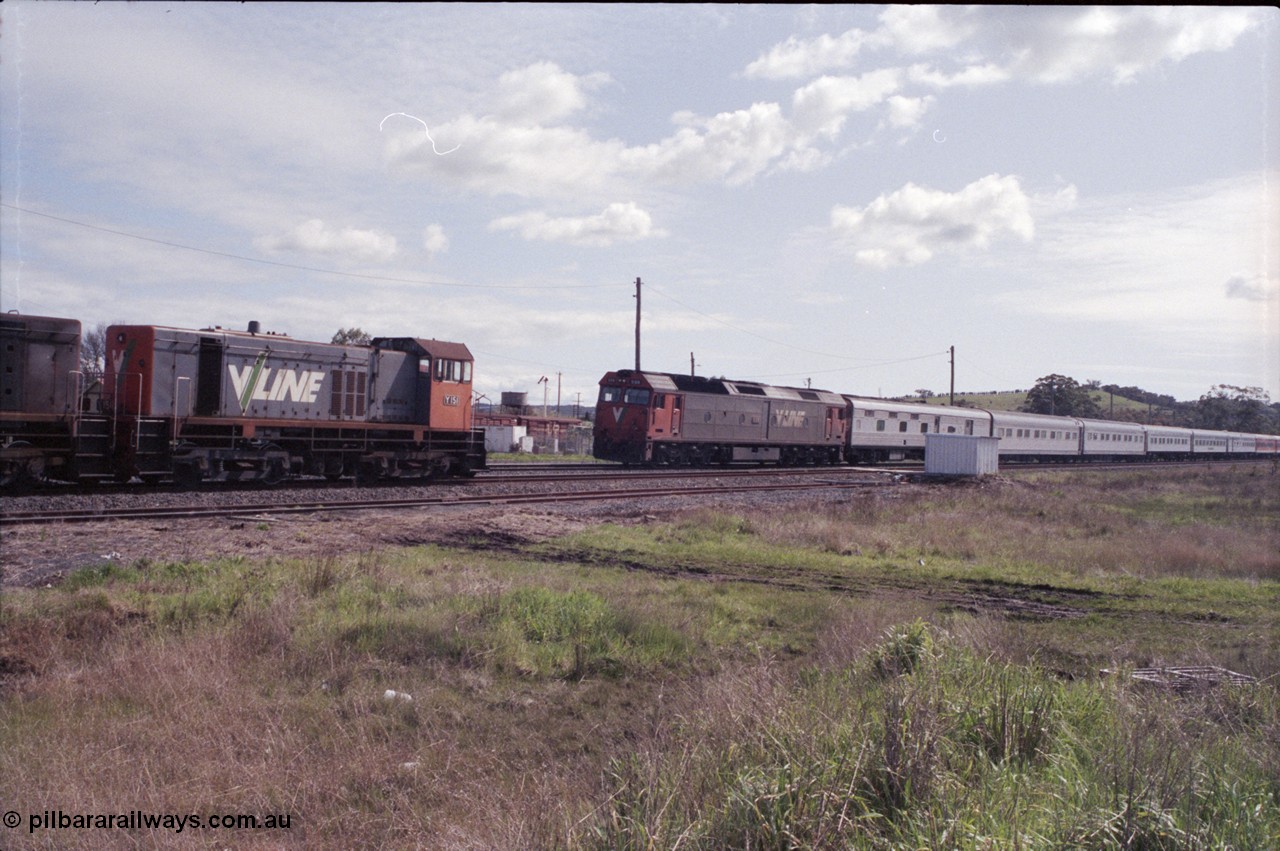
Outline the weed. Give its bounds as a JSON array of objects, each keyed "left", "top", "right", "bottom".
[{"left": 871, "top": 618, "right": 935, "bottom": 679}]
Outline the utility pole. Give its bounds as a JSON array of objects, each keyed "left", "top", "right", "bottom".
[
  {"left": 949, "top": 345, "right": 955, "bottom": 406},
  {"left": 690, "top": 352, "right": 695, "bottom": 377},
  {"left": 634, "top": 277, "right": 642, "bottom": 371},
  {"left": 556, "top": 372, "right": 561, "bottom": 416}
]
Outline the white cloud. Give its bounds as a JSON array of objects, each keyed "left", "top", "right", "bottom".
[
  {"left": 743, "top": 30, "right": 873, "bottom": 80},
  {"left": 489, "top": 202, "right": 665, "bottom": 247},
  {"left": 624, "top": 102, "right": 797, "bottom": 186},
  {"left": 423, "top": 224, "right": 448, "bottom": 257},
  {"left": 491, "top": 61, "right": 611, "bottom": 125},
  {"left": 387, "top": 113, "right": 627, "bottom": 199},
  {"left": 991, "top": 175, "right": 1279, "bottom": 346},
  {"left": 791, "top": 69, "right": 903, "bottom": 138},
  {"left": 831, "top": 174, "right": 1036, "bottom": 267},
  {"left": 256, "top": 219, "right": 398, "bottom": 263},
  {"left": 884, "top": 94, "right": 935, "bottom": 130},
  {"left": 1225, "top": 274, "right": 1276, "bottom": 303},
  {"left": 877, "top": 5, "right": 975, "bottom": 56},
  {"left": 745, "top": 7, "right": 1263, "bottom": 85},
  {"left": 392, "top": 60, "right": 918, "bottom": 197}
]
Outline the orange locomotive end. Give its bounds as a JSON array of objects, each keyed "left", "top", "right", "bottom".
[{"left": 593, "top": 370, "right": 658, "bottom": 464}]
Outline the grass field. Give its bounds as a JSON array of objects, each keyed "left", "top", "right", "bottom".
[
  {"left": 2, "top": 465, "right": 1277, "bottom": 848},
  {"left": 929, "top": 390, "right": 1155, "bottom": 416}
]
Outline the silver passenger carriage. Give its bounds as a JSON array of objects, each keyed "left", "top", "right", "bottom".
[
  {"left": 988, "top": 410, "right": 1081, "bottom": 461},
  {"left": 844, "top": 397, "right": 992, "bottom": 463}
]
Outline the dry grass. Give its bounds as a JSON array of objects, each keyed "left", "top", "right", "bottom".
[
  {"left": 748, "top": 466, "right": 1280, "bottom": 583},
  {"left": 1, "top": 464, "right": 1276, "bottom": 847}
]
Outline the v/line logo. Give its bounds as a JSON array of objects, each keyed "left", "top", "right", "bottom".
[{"left": 228, "top": 355, "right": 326, "bottom": 412}]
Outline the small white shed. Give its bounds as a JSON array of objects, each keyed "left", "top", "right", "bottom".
[
  {"left": 924, "top": 434, "right": 999, "bottom": 477},
  {"left": 484, "top": 425, "right": 528, "bottom": 453}
]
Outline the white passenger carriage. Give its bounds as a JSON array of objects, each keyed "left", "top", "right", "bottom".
[
  {"left": 1191, "top": 431, "right": 1229, "bottom": 455},
  {"left": 1079, "top": 418, "right": 1147, "bottom": 459},
  {"left": 1144, "top": 424, "right": 1193, "bottom": 458},
  {"left": 1225, "top": 433, "right": 1256, "bottom": 456},
  {"left": 843, "top": 397, "right": 991, "bottom": 463},
  {"left": 988, "top": 410, "right": 1082, "bottom": 460}
]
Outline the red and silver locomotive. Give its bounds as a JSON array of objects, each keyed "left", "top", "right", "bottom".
[{"left": 593, "top": 369, "right": 848, "bottom": 466}]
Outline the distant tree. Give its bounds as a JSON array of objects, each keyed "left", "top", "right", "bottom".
[
  {"left": 1020, "top": 374, "right": 1101, "bottom": 417},
  {"left": 331, "top": 327, "right": 371, "bottom": 346},
  {"left": 80, "top": 322, "right": 110, "bottom": 381},
  {"left": 1194, "top": 385, "right": 1273, "bottom": 433},
  {"left": 915, "top": 388, "right": 934, "bottom": 400}
]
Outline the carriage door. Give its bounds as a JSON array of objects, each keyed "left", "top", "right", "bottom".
[{"left": 671, "top": 395, "right": 682, "bottom": 436}]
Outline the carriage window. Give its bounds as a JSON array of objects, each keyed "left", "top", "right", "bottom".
[
  {"left": 623, "top": 389, "right": 651, "bottom": 405},
  {"left": 600, "top": 387, "right": 623, "bottom": 403},
  {"left": 876, "top": 420, "right": 886, "bottom": 432}
]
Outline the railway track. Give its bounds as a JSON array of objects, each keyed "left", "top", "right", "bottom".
[{"left": 0, "top": 467, "right": 899, "bottom": 526}]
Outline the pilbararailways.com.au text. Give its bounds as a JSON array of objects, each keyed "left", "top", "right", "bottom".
[{"left": 9, "top": 809, "right": 291, "bottom": 835}]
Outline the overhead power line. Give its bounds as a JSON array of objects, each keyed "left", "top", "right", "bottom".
[
  {"left": 643, "top": 279, "right": 947, "bottom": 368},
  {"left": 0, "top": 202, "right": 620, "bottom": 291}
]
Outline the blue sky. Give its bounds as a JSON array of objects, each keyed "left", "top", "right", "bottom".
[{"left": 2, "top": 4, "right": 1276, "bottom": 408}]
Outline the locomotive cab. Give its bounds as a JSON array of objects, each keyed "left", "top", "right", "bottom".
[{"left": 593, "top": 370, "right": 664, "bottom": 464}]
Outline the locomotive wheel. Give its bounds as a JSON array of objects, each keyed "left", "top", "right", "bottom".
[
  {"left": 259, "top": 444, "right": 286, "bottom": 486},
  {"left": 1, "top": 443, "right": 42, "bottom": 490},
  {"left": 261, "top": 459, "right": 286, "bottom": 486},
  {"left": 174, "top": 462, "right": 204, "bottom": 490},
  {"left": 354, "top": 461, "right": 381, "bottom": 487}
]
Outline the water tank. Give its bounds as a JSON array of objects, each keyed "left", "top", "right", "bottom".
[{"left": 501, "top": 391, "right": 528, "bottom": 411}]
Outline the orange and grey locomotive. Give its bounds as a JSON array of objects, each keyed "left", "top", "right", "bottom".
[
  {"left": 105, "top": 322, "right": 485, "bottom": 485},
  {"left": 1, "top": 314, "right": 485, "bottom": 488}
]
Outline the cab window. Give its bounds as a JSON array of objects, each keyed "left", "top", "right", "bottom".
[{"left": 434, "top": 358, "right": 472, "bottom": 383}]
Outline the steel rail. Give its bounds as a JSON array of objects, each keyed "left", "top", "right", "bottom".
[{"left": 0, "top": 477, "right": 893, "bottom": 526}]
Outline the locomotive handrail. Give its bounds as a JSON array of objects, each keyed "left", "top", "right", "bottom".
[
  {"left": 174, "top": 376, "right": 193, "bottom": 438},
  {"left": 67, "top": 370, "right": 85, "bottom": 435}
]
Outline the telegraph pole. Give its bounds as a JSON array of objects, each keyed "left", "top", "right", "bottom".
[
  {"left": 949, "top": 345, "right": 955, "bottom": 406},
  {"left": 634, "top": 277, "right": 642, "bottom": 371}
]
